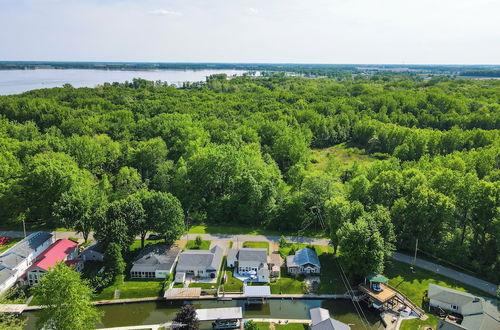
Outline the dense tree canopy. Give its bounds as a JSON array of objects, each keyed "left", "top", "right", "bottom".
[{"left": 0, "top": 75, "right": 498, "bottom": 280}]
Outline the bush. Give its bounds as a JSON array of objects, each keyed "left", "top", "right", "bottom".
[
  {"left": 68, "top": 236, "right": 79, "bottom": 243},
  {"left": 195, "top": 236, "right": 203, "bottom": 246},
  {"left": 279, "top": 236, "right": 287, "bottom": 248},
  {"left": 245, "top": 320, "right": 258, "bottom": 330}
]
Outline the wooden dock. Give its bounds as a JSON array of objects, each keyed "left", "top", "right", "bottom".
[{"left": 0, "top": 304, "right": 27, "bottom": 313}]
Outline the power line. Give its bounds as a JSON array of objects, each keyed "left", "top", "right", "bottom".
[{"left": 336, "top": 259, "right": 370, "bottom": 330}]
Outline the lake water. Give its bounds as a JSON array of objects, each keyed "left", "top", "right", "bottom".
[
  {"left": 0, "top": 69, "right": 247, "bottom": 95},
  {"left": 23, "top": 299, "right": 382, "bottom": 329}
]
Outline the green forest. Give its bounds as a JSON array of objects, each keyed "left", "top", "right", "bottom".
[{"left": 0, "top": 75, "right": 498, "bottom": 281}]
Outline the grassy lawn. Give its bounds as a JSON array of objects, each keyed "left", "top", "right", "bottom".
[
  {"left": 0, "top": 237, "right": 22, "bottom": 254},
  {"left": 385, "top": 260, "right": 495, "bottom": 308},
  {"left": 278, "top": 243, "right": 332, "bottom": 259},
  {"left": 275, "top": 324, "right": 309, "bottom": 330},
  {"left": 188, "top": 282, "right": 218, "bottom": 289},
  {"left": 188, "top": 224, "right": 327, "bottom": 238},
  {"left": 253, "top": 322, "right": 271, "bottom": 330},
  {"left": 318, "top": 253, "right": 345, "bottom": 294},
  {"left": 94, "top": 276, "right": 165, "bottom": 300},
  {"left": 270, "top": 275, "right": 305, "bottom": 294},
  {"left": 185, "top": 239, "right": 211, "bottom": 250},
  {"left": 223, "top": 270, "right": 243, "bottom": 292},
  {"left": 400, "top": 314, "right": 440, "bottom": 330},
  {"left": 242, "top": 241, "right": 269, "bottom": 253}
]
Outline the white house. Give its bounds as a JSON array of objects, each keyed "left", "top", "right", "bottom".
[
  {"left": 0, "top": 231, "right": 53, "bottom": 293},
  {"left": 428, "top": 284, "right": 499, "bottom": 330},
  {"left": 130, "top": 244, "right": 180, "bottom": 279},
  {"left": 227, "top": 248, "right": 270, "bottom": 282},
  {"left": 176, "top": 245, "right": 223, "bottom": 280}
]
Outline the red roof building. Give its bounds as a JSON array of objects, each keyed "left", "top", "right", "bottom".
[{"left": 26, "top": 239, "right": 80, "bottom": 285}]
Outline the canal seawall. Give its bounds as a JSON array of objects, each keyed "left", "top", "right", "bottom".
[{"left": 22, "top": 293, "right": 351, "bottom": 311}]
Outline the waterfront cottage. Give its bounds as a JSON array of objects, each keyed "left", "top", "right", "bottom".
[
  {"left": 227, "top": 248, "right": 270, "bottom": 282},
  {"left": 286, "top": 247, "right": 321, "bottom": 275},
  {"left": 428, "top": 284, "right": 499, "bottom": 330},
  {"left": 0, "top": 231, "right": 53, "bottom": 293},
  {"left": 130, "top": 244, "right": 180, "bottom": 279},
  {"left": 26, "top": 238, "right": 81, "bottom": 286},
  {"left": 175, "top": 245, "right": 223, "bottom": 280}
]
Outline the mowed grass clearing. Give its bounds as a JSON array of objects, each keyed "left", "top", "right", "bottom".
[
  {"left": 187, "top": 224, "right": 328, "bottom": 239},
  {"left": 185, "top": 239, "right": 211, "bottom": 250},
  {"left": 242, "top": 241, "right": 269, "bottom": 253},
  {"left": 93, "top": 276, "right": 165, "bottom": 300},
  {"left": 311, "top": 142, "right": 377, "bottom": 173},
  {"left": 270, "top": 275, "right": 305, "bottom": 294}
]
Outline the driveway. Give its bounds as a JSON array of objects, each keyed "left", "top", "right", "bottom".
[{"left": 392, "top": 252, "right": 498, "bottom": 296}]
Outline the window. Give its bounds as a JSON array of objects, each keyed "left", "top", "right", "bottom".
[{"left": 451, "top": 305, "right": 458, "bottom": 310}]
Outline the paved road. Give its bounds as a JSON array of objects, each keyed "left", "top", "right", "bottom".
[
  {"left": 392, "top": 252, "right": 498, "bottom": 296},
  {"left": 2, "top": 230, "right": 497, "bottom": 296},
  {"left": 183, "top": 233, "right": 330, "bottom": 246}
]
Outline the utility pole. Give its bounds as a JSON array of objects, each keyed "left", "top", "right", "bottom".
[
  {"left": 22, "top": 218, "right": 26, "bottom": 238},
  {"left": 411, "top": 238, "right": 418, "bottom": 273}
]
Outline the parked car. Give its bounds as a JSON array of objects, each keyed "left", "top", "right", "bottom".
[
  {"left": 147, "top": 233, "right": 164, "bottom": 240},
  {"left": 0, "top": 237, "right": 10, "bottom": 245}
]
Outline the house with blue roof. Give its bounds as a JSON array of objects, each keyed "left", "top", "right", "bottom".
[{"left": 286, "top": 247, "right": 321, "bottom": 275}]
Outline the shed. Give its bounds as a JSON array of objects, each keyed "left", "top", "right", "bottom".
[{"left": 175, "top": 272, "right": 186, "bottom": 284}]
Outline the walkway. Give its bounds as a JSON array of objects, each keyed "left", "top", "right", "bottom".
[{"left": 392, "top": 252, "right": 498, "bottom": 296}]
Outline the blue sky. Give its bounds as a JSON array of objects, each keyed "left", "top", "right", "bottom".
[{"left": 1, "top": 0, "right": 499, "bottom": 64}]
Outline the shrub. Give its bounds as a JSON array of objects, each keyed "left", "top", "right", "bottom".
[{"left": 278, "top": 236, "right": 287, "bottom": 248}]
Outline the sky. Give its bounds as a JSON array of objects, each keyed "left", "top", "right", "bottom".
[{"left": 1, "top": 0, "right": 499, "bottom": 64}]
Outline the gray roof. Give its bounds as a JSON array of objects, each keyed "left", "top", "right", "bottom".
[
  {"left": 428, "top": 284, "right": 478, "bottom": 307},
  {"left": 310, "top": 307, "right": 350, "bottom": 330},
  {"left": 429, "top": 284, "right": 499, "bottom": 330},
  {"left": 437, "top": 319, "right": 468, "bottom": 330},
  {"left": 236, "top": 248, "right": 267, "bottom": 262},
  {"left": 1, "top": 232, "right": 52, "bottom": 258},
  {"left": 0, "top": 267, "right": 16, "bottom": 286},
  {"left": 311, "top": 307, "right": 331, "bottom": 325},
  {"left": 84, "top": 242, "right": 105, "bottom": 254},
  {"left": 0, "top": 231, "right": 52, "bottom": 269},
  {"left": 130, "top": 244, "right": 180, "bottom": 273},
  {"left": 176, "top": 245, "right": 223, "bottom": 272},
  {"left": 312, "top": 318, "right": 350, "bottom": 330},
  {"left": 229, "top": 248, "right": 268, "bottom": 268},
  {"left": 287, "top": 247, "right": 320, "bottom": 268}
]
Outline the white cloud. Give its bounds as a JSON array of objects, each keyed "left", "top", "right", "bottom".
[
  {"left": 247, "top": 7, "right": 258, "bottom": 15},
  {"left": 148, "top": 9, "right": 181, "bottom": 16}
]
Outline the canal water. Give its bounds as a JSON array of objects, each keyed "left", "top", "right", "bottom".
[{"left": 23, "top": 299, "right": 382, "bottom": 329}]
